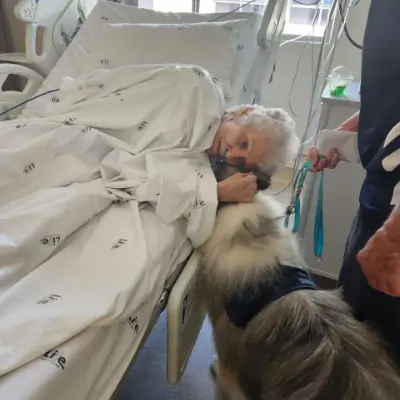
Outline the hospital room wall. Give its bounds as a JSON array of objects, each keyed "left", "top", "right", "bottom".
[{"left": 262, "top": 0, "right": 370, "bottom": 147}]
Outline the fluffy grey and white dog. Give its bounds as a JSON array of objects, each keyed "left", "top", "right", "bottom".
[
  {"left": 199, "top": 194, "right": 400, "bottom": 400},
  {"left": 200, "top": 127, "right": 400, "bottom": 399}
]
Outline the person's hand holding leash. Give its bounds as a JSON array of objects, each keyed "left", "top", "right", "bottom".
[
  {"left": 217, "top": 173, "right": 257, "bottom": 203},
  {"left": 308, "top": 147, "right": 340, "bottom": 172},
  {"left": 307, "top": 113, "right": 360, "bottom": 172},
  {"left": 357, "top": 206, "right": 400, "bottom": 297}
]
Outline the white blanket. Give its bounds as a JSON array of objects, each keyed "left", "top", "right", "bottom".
[{"left": 0, "top": 64, "right": 224, "bottom": 376}]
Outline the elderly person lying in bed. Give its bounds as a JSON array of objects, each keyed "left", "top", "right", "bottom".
[
  {"left": 26, "top": 63, "right": 298, "bottom": 248},
  {"left": 209, "top": 105, "right": 298, "bottom": 204}
]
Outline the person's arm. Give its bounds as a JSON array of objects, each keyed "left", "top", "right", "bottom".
[
  {"left": 308, "top": 112, "right": 360, "bottom": 172},
  {"left": 337, "top": 111, "right": 359, "bottom": 132},
  {"left": 357, "top": 206, "right": 400, "bottom": 297},
  {"left": 356, "top": 122, "right": 400, "bottom": 295},
  {"left": 217, "top": 173, "right": 257, "bottom": 203}
]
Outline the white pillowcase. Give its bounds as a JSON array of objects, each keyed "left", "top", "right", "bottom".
[
  {"left": 88, "top": 19, "right": 249, "bottom": 99},
  {"left": 227, "top": 16, "right": 261, "bottom": 104}
]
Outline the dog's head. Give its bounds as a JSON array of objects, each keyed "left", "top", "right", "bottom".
[
  {"left": 199, "top": 193, "right": 302, "bottom": 295},
  {"left": 210, "top": 156, "right": 271, "bottom": 192}
]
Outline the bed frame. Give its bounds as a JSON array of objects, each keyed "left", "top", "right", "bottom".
[
  {"left": 110, "top": 251, "right": 205, "bottom": 399},
  {"left": 0, "top": 0, "right": 288, "bottom": 396}
]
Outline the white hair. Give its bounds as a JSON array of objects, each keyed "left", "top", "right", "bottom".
[{"left": 225, "top": 105, "right": 299, "bottom": 175}]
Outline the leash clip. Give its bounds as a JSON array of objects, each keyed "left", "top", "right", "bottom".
[{"left": 286, "top": 204, "right": 296, "bottom": 215}]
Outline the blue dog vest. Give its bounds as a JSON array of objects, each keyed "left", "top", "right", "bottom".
[{"left": 225, "top": 265, "right": 317, "bottom": 328}]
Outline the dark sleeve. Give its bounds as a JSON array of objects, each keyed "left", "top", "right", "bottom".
[
  {"left": 357, "top": 0, "right": 400, "bottom": 208},
  {"left": 358, "top": 0, "right": 400, "bottom": 169}
]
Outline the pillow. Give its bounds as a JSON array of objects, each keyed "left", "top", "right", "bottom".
[
  {"left": 88, "top": 19, "right": 249, "bottom": 99},
  {"left": 226, "top": 15, "right": 262, "bottom": 104}
]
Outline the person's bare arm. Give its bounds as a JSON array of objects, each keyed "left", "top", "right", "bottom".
[
  {"left": 308, "top": 111, "right": 360, "bottom": 172},
  {"left": 217, "top": 173, "right": 257, "bottom": 203},
  {"left": 357, "top": 206, "right": 400, "bottom": 297},
  {"left": 337, "top": 111, "right": 360, "bottom": 132}
]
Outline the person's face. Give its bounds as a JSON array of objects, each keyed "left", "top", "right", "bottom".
[{"left": 211, "top": 109, "right": 270, "bottom": 169}]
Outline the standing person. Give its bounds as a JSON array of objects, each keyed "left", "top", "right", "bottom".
[{"left": 309, "top": 0, "right": 400, "bottom": 364}]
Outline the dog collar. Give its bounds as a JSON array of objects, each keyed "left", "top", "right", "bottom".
[{"left": 225, "top": 265, "right": 317, "bottom": 328}]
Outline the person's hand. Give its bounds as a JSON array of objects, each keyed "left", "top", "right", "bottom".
[
  {"left": 308, "top": 147, "right": 340, "bottom": 172},
  {"left": 357, "top": 207, "right": 400, "bottom": 297},
  {"left": 217, "top": 173, "right": 257, "bottom": 203},
  {"left": 337, "top": 112, "right": 359, "bottom": 132}
]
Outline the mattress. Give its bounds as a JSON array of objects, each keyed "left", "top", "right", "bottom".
[{"left": 22, "top": 1, "right": 261, "bottom": 118}]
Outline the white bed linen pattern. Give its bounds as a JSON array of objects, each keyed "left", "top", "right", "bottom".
[
  {"left": 90, "top": 19, "right": 248, "bottom": 99},
  {"left": 21, "top": 1, "right": 261, "bottom": 118},
  {"left": 0, "top": 64, "right": 223, "bottom": 395}
]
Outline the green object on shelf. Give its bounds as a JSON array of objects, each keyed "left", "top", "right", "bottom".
[
  {"left": 327, "top": 66, "right": 353, "bottom": 98},
  {"left": 330, "top": 85, "right": 346, "bottom": 97}
]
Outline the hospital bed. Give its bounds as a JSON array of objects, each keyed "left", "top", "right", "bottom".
[{"left": 0, "top": 1, "right": 287, "bottom": 399}]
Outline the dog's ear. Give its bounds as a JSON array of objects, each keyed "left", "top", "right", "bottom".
[
  {"left": 238, "top": 215, "right": 279, "bottom": 242},
  {"left": 254, "top": 171, "right": 271, "bottom": 191}
]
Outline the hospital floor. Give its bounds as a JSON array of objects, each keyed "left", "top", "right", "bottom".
[{"left": 115, "top": 177, "right": 336, "bottom": 400}]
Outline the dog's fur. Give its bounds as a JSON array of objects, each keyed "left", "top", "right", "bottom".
[{"left": 198, "top": 195, "right": 400, "bottom": 400}]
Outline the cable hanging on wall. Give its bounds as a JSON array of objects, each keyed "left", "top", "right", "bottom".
[
  {"left": 208, "top": 0, "right": 260, "bottom": 21},
  {"left": 292, "top": 0, "right": 362, "bottom": 49},
  {"left": 292, "top": 0, "right": 323, "bottom": 5},
  {"left": 338, "top": 0, "right": 363, "bottom": 49},
  {"left": 270, "top": 0, "right": 355, "bottom": 197}
]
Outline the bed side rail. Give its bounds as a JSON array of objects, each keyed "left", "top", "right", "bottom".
[
  {"left": 167, "top": 251, "right": 206, "bottom": 384},
  {"left": 14, "top": 0, "right": 98, "bottom": 74},
  {"left": 0, "top": 63, "right": 44, "bottom": 120}
]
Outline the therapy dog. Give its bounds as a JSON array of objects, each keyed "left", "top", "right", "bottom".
[{"left": 198, "top": 193, "right": 400, "bottom": 400}]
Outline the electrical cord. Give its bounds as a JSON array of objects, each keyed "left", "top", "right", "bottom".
[
  {"left": 287, "top": 0, "right": 352, "bottom": 197},
  {"left": 338, "top": 0, "right": 363, "bottom": 49},
  {"left": 0, "top": 89, "right": 60, "bottom": 119},
  {"left": 280, "top": 34, "right": 308, "bottom": 47},
  {"left": 281, "top": 0, "right": 351, "bottom": 239},
  {"left": 288, "top": 5, "right": 319, "bottom": 118},
  {"left": 269, "top": 1, "right": 329, "bottom": 196},
  {"left": 208, "top": 0, "right": 260, "bottom": 21},
  {"left": 292, "top": 0, "right": 322, "bottom": 5},
  {"left": 270, "top": 0, "right": 344, "bottom": 197},
  {"left": 303, "top": 0, "right": 349, "bottom": 149}
]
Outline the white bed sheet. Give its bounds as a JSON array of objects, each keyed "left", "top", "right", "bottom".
[
  {"left": 0, "top": 231, "right": 191, "bottom": 400},
  {"left": 0, "top": 63, "right": 223, "bottom": 399},
  {"left": 22, "top": 1, "right": 261, "bottom": 119}
]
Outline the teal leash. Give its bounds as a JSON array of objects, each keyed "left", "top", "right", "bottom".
[
  {"left": 284, "top": 157, "right": 325, "bottom": 258},
  {"left": 314, "top": 170, "right": 324, "bottom": 258}
]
